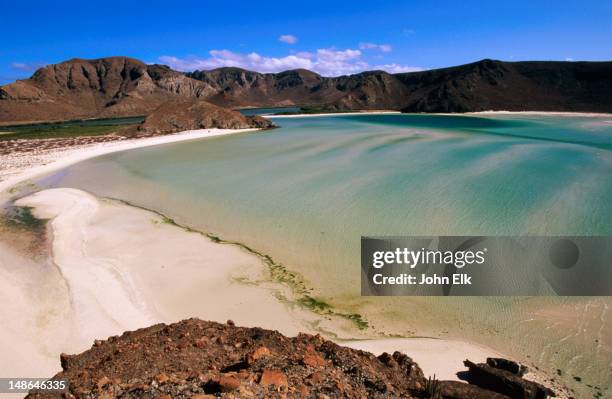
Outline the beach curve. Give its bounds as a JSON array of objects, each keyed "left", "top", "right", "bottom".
[{"left": 0, "top": 128, "right": 260, "bottom": 195}]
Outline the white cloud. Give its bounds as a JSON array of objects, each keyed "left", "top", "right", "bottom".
[
  {"left": 279, "top": 34, "right": 298, "bottom": 44},
  {"left": 11, "top": 62, "right": 46, "bottom": 72},
  {"left": 372, "top": 63, "right": 422, "bottom": 73},
  {"left": 565, "top": 57, "right": 575, "bottom": 61},
  {"left": 359, "top": 42, "right": 377, "bottom": 50},
  {"left": 159, "top": 52, "right": 312, "bottom": 73},
  {"left": 359, "top": 42, "right": 392, "bottom": 52},
  {"left": 159, "top": 48, "right": 421, "bottom": 77},
  {"left": 314, "top": 48, "right": 367, "bottom": 76}
]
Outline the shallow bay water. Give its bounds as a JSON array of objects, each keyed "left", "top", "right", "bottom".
[{"left": 46, "top": 113, "right": 612, "bottom": 395}]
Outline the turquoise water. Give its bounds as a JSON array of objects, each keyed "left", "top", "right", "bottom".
[{"left": 48, "top": 113, "right": 612, "bottom": 394}]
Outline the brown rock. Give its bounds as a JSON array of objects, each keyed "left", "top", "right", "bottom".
[
  {"left": 96, "top": 376, "right": 110, "bottom": 389},
  {"left": 218, "top": 375, "right": 241, "bottom": 392},
  {"left": 463, "top": 360, "right": 555, "bottom": 399},
  {"left": 247, "top": 346, "right": 271, "bottom": 364},
  {"left": 487, "top": 357, "right": 528, "bottom": 376},
  {"left": 295, "top": 384, "right": 309, "bottom": 396},
  {"left": 260, "top": 369, "right": 288, "bottom": 389},
  {"left": 302, "top": 352, "right": 327, "bottom": 367},
  {"left": 377, "top": 352, "right": 398, "bottom": 368},
  {"left": 306, "top": 371, "right": 325, "bottom": 385},
  {"left": 439, "top": 380, "right": 511, "bottom": 399},
  {"left": 59, "top": 353, "right": 75, "bottom": 371},
  {"left": 154, "top": 373, "right": 169, "bottom": 384},
  {"left": 194, "top": 336, "right": 209, "bottom": 348}
]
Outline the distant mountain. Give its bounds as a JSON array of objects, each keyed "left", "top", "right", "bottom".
[
  {"left": 1, "top": 57, "right": 611, "bottom": 123},
  {"left": 394, "top": 59, "right": 612, "bottom": 113},
  {"left": 185, "top": 67, "right": 412, "bottom": 111}
]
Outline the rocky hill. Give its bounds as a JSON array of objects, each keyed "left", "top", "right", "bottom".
[
  {"left": 26, "top": 319, "right": 556, "bottom": 399},
  {"left": 0, "top": 57, "right": 214, "bottom": 123},
  {"left": 394, "top": 59, "right": 612, "bottom": 112},
  {"left": 137, "top": 100, "right": 274, "bottom": 135},
  {"left": 1, "top": 57, "right": 611, "bottom": 123}
]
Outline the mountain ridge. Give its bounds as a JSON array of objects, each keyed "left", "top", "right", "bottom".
[{"left": 1, "top": 57, "right": 611, "bottom": 123}]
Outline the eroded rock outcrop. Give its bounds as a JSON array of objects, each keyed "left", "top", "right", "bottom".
[
  {"left": 137, "top": 100, "right": 274, "bottom": 135},
  {"left": 26, "top": 319, "right": 425, "bottom": 398}
]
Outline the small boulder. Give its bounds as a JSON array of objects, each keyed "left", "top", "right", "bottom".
[
  {"left": 463, "top": 360, "right": 555, "bottom": 399},
  {"left": 302, "top": 352, "right": 327, "bottom": 367},
  {"left": 96, "top": 376, "right": 111, "bottom": 389},
  {"left": 154, "top": 373, "right": 169, "bottom": 384},
  {"left": 487, "top": 357, "right": 528, "bottom": 376},
  {"left": 218, "top": 375, "right": 241, "bottom": 392},
  {"left": 438, "top": 380, "right": 511, "bottom": 399},
  {"left": 260, "top": 369, "right": 288, "bottom": 389},
  {"left": 194, "top": 336, "right": 209, "bottom": 348}
]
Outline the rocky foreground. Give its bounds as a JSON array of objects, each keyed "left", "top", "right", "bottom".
[{"left": 27, "top": 319, "right": 556, "bottom": 399}]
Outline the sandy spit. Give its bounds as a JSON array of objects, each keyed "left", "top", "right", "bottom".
[{"left": 2, "top": 188, "right": 320, "bottom": 378}]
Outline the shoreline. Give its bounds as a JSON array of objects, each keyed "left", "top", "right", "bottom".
[{"left": 0, "top": 128, "right": 259, "bottom": 195}]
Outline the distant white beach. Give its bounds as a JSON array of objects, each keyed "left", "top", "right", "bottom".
[{"left": 0, "top": 128, "right": 259, "bottom": 195}]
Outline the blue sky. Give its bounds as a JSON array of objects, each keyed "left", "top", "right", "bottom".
[{"left": 1, "top": 0, "right": 611, "bottom": 84}]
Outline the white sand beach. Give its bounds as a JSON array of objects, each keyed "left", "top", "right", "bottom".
[{"left": 0, "top": 128, "right": 259, "bottom": 193}]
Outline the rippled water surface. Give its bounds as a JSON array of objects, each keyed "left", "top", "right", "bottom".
[{"left": 48, "top": 113, "right": 612, "bottom": 395}]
